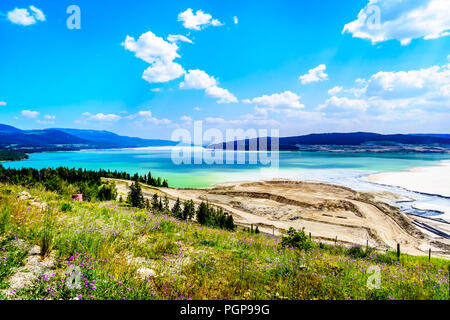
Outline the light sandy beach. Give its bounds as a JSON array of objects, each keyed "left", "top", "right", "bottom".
[
  {"left": 368, "top": 160, "right": 450, "bottom": 197},
  {"left": 368, "top": 160, "right": 450, "bottom": 219}
]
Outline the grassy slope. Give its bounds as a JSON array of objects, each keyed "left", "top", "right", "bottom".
[{"left": 0, "top": 183, "right": 449, "bottom": 300}]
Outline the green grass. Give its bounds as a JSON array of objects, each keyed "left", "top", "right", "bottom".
[
  {"left": 0, "top": 182, "right": 448, "bottom": 300},
  {"left": 0, "top": 233, "right": 28, "bottom": 290}
]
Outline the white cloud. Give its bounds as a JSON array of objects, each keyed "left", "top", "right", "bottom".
[
  {"left": 317, "top": 61, "right": 450, "bottom": 116},
  {"left": 343, "top": 0, "right": 450, "bottom": 45},
  {"left": 122, "top": 31, "right": 179, "bottom": 64},
  {"left": 328, "top": 86, "right": 343, "bottom": 95},
  {"left": 21, "top": 110, "right": 39, "bottom": 118},
  {"left": 44, "top": 115, "right": 55, "bottom": 120},
  {"left": 244, "top": 91, "right": 304, "bottom": 109},
  {"left": 179, "top": 69, "right": 237, "bottom": 103},
  {"left": 364, "top": 64, "right": 450, "bottom": 101},
  {"left": 180, "top": 115, "right": 192, "bottom": 123},
  {"left": 203, "top": 116, "right": 280, "bottom": 128},
  {"left": 233, "top": 16, "right": 239, "bottom": 24},
  {"left": 204, "top": 117, "right": 244, "bottom": 125},
  {"left": 137, "top": 111, "right": 153, "bottom": 119},
  {"left": 126, "top": 110, "right": 171, "bottom": 125},
  {"left": 193, "top": 106, "right": 201, "bottom": 111},
  {"left": 123, "top": 29, "right": 234, "bottom": 103},
  {"left": 211, "top": 19, "right": 223, "bottom": 27},
  {"left": 318, "top": 96, "right": 370, "bottom": 112},
  {"left": 7, "top": 6, "right": 46, "bottom": 26},
  {"left": 142, "top": 60, "right": 185, "bottom": 83},
  {"left": 122, "top": 31, "right": 185, "bottom": 83},
  {"left": 87, "top": 113, "right": 121, "bottom": 121},
  {"left": 29, "top": 6, "right": 45, "bottom": 21},
  {"left": 0, "top": 101, "right": 6, "bottom": 106},
  {"left": 167, "top": 34, "right": 193, "bottom": 44},
  {"left": 254, "top": 106, "right": 268, "bottom": 117},
  {"left": 355, "top": 78, "right": 367, "bottom": 86},
  {"left": 178, "top": 8, "right": 223, "bottom": 30},
  {"left": 205, "top": 86, "right": 238, "bottom": 103},
  {"left": 36, "top": 120, "right": 54, "bottom": 125},
  {"left": 299, "top": 64, "right": 328, "bottom": 84},
  {"left": 204, "top": 117, "right": 227, "bottom": 124},
  {"left": 180, "top": 69, "right": 217, "bottom": 89}
]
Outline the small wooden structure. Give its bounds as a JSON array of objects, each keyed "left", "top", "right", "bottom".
[{"left": 72, "top": 194, "right": 83, "bottom": 202}]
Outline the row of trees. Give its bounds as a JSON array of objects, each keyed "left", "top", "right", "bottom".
[
  {"left": 0, "top": 166, "right": 168, "bottom": 201},
  {"left": 127, "top": 179, "right": 234, "bottom": 231},
  {"left": 0, "top": 166, "right": 168, "bottom": 188},
  {"left": 131, "top": 172, "right": 168, "bottom": 188},
  {"left": 0, "top": 150, "right": 28, "bottom": 161},
  {"left": 196, "top": 201, "right": 235, "bottom": 231}
]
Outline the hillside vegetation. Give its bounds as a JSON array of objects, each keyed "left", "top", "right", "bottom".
[
  {"left": 0, "top": 150, "right": 28, "bottom": 162},
  {"left": 0, "top": 182, "right": 448, "bottom": 300}
]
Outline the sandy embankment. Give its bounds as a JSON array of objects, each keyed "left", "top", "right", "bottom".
[
  {"left": 109, "top": 178, "right": 450, "bottom": 257},
  {"left": 368, "top": 160, "right": 450, "bottom": 219},
  {"left": 368, "top": 160, "right": 450, "bottom": 198}
]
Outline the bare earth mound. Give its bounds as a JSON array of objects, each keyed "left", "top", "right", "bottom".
[{"left": 111, "top": 178, "right": 450, "bottom": 257}]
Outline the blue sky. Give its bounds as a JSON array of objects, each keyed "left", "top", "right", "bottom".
[{"left": 0, "top": 0, "right": 449, "bottom": 139}]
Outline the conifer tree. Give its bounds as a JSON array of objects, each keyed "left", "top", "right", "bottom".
[
  {"left": 163, "top": 195, "right": 169, "bottom": 211},
  {"left": 196, "top": 201, "right": 208, "bottom": 225},
  {"left": 182, "top": 200, "right": 195, "bottom": 220},
  {"left": 151, "top": 193, "right": 159, "bottom": 210},
  {"left": 172, "top": 198, "right": 182, "bottom": 218},
  {"left": 127, "top": 179, "right": 145, "bottom": 208}
]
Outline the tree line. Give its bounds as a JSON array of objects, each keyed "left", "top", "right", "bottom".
[
  {"left": 0, "top": 166, "right": 168, "bottom": 201},
  {"left": 0, "top": 150, "right": 29, "bottom": 161}
]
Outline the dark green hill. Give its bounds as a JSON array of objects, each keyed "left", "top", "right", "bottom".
[{"left": 0, "top": 124, "right": 177, "bottom": 150}]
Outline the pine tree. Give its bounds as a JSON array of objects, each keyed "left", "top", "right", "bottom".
[
  {"left": 196, "top": 201, "right": 208, "bottom": 225},
  {"left": 127, "top": 180, "right": 145, "bottom": 208},
  {"left": 182, "top": 200, "right": 195, "bottom": 220},
  {"left": 163, "top": 195, "right": 169, "bottom": 211},
  {"left": 225, "top": 214, "right": 235, "bottom": 231},
  {"left": 151, "top": 193, "right": 159, "bottom": 210},
  {"left": 147, "top": 171, "right": 153, "bottom": 185},
  {"left": 172, "top": 198, "right": 182, "bottom": 218}
]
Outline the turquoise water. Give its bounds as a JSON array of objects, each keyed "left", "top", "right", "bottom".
[{"left": 2, "top": 148, "right": 450, "bottom": 188}]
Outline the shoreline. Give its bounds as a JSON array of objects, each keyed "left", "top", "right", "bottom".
[
  {"left": 367, "top": 160, "right": 450, "bottom": 220},
  {"left": 367, "top": 160, "right": 450, "bottom": 198}
]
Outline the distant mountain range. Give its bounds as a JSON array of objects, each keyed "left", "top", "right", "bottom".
[
  {"left": 208, "top": 132, "right": 450, "bottom": 153},
  {"left": 0, "top": 124, "right": 177, "bottom": 151},
  {"left": 2, "top": 124, "right": 450, "bottom": 154}
]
